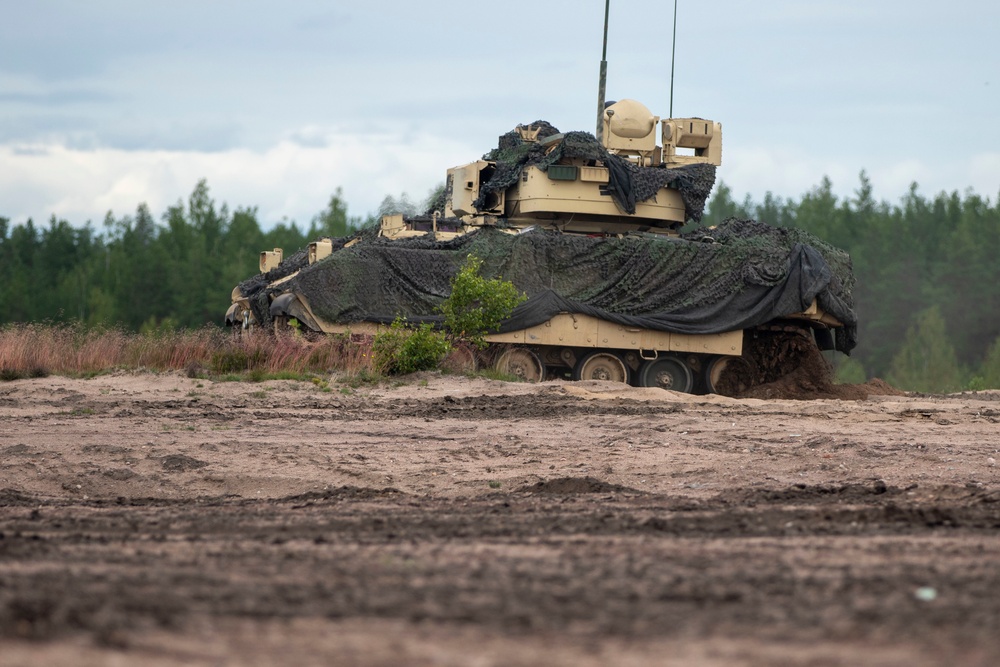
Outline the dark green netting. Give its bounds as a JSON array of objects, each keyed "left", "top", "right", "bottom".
[
  {"left": 477, "top": 125, "right": 717, "bottom": 221},
  {"left": 243, "top": 218, "right": 857, "bottom": 353}
]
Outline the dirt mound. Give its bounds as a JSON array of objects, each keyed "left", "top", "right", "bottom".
[
  {"left": 862, "top": 377, "right": 908, "bottom": 396},
  {"left": 733, "top": 334, "right": 905, "bottom": 400},
  {"left": 519, "top": 477, "right": 639, "bottom": 494},
  {"left": 160, "top": 454, "right": 208, "bottom": 472}
]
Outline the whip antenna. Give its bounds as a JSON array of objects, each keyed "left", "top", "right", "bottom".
[
  {"left": 669, "top": 0, "right": 678, "bottom": 118},
  {"left": 596, "top": 0, "right": 610, "bottom": 141}
]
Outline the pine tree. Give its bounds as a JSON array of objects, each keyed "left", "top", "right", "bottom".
[
  {"left": 887, "top": 306, "right": 964, "bottom": 393},
  {"left": 309, "top": 188, "right": 352, "bottom": 238}
]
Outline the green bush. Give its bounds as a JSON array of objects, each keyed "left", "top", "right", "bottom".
[
  {"left": 439, "top": 254, "right": 526, "bottom": 348},
  {"left": 372, "top": 318, "right": 452, "bottom": 375}
]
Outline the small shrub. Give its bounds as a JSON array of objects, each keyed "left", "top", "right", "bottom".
[
  {"left": 1, "top": 368, "right": 26, "bottom": 382},
  {"left": 246, "top": 368, "right": 268, "bottom": 382},
  {"left": 310, "top": 376, "right": 330, "bottom": 391},
  {"left": 372, "top": 318, "right": 451, "bottom": 375},
  {"left": 371, "top": 321, "right": 407, "bottom": 373},
  {"left": 185, "top": 361, "right": 207, "bottom": 378},
  {"left": 439, "top": 254, "right": 526, "bottom": 348}
]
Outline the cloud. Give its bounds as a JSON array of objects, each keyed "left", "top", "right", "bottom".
[
  {"left": 83, "top": 121, "right": 245, "bottom": 153},
  {"left": 0, "top": 130, "right": 477, "bottom": 227},
  {"left": 4, "top": 119, "right": 998, "bottom": 232},
  {"left": 718, "top": 144, "right": 1000, "bottom": 206}
]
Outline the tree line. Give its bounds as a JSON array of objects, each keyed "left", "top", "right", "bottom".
[
  {"left": 0, "top": 180, "right": 367, "bottom": 333},
  {"left": 1, "top": 175, "right": 998, "bottom": 391},
  {"left": 701, "top": 173, "right": 1000, "bottom": 391}
]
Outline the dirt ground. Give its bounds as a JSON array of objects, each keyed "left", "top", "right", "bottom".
[{"left": 1, "top": 371, "right": 999, "bottom": 666}]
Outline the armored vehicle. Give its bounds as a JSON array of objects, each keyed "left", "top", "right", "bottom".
[{"left": 227, "top": 99, "right": 856, "bottom": 395}]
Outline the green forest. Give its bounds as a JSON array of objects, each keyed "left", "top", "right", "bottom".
[{"left": 1, "top": 174, "right": 998, "bottom": 392}]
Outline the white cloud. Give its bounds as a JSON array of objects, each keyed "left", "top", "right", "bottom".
[
  {"left": 719, "top": 145, "right": 1000, "bottom": 207},
  {"left": 722, "top": 145, "right": 856, "bottom": 202},
  {"left": 0, "top": 130, "right": 477, "bottom": 227},
  {"left": 4, "top": 135, "right": 998, "bottom": 232}
]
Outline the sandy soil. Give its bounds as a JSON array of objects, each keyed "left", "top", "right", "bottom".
[{"left": 1, "top": 371, "right": 999, "bottom": 666}]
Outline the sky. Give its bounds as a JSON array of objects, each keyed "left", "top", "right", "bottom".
[{"left": 2, "top": 0, "right": 998, "bottom": 229}]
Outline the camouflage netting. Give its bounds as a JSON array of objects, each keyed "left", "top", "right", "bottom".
[
  {"left": 477, "top": 124, "right": 717, "bottom": 222},
  {"left": 239, "top": 236, "right": 356, "bottom": 329},
  {"left": 245, "top": 218, "right": 857, "bottom": 353}
]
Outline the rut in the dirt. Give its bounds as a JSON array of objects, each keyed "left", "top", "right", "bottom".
[{"left": 2, "top": 482, "right": 1000, "bottom": 646}]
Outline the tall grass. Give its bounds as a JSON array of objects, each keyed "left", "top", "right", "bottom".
[{"left": 0, "top": 323, "right": 378, "bottom": 380}]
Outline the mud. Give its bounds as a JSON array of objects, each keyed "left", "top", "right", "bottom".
[
  {"left": 1, "top": 373, "right": 1000, "bottom": 666},
  {"left": 728, "top": 331, "right": 907, "bottom": 401}
]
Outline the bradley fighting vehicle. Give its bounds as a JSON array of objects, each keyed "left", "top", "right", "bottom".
[{"left": 227, "top": 98, "right": 856, "bottom": 395}]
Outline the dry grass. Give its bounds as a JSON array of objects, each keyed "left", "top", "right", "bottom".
[{"left": 0, "top": 324, "right": 379, "bottom": 380}]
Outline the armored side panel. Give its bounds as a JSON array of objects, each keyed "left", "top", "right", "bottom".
[
  {"left": 260, "top": 248, "right": 283, "bottom": 273},
  {"left": 447, "top": 161, "right": 504, "bottom": 218},
  {"left": 504, "top": 165, "right": 688, "bottom": 232}
]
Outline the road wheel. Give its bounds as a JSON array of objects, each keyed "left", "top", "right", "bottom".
[
  {"left": 639, "top": 355, "right": 693, "bottom": 393},
  {"left": 574, "top": 352, "right": 630, "bottom": 384},
  {"left": 705, "top": 355, "right": 753, "bottom": 397},
  {"left": 494, "top": 348, "right": 544, "bottom": 383},
  {"left": 441, "top": 344, "right": 478, "bottom": 375},
  {"left": 703, "top": 355, "right": 735, "bottom": 394}
]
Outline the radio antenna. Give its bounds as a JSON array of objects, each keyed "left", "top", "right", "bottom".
[
  {"left": 596, "top": 0, "right": 610, "bottom": 141},
  {"left": 669, "top": 0, "right": 678, "bottom": 118}
]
